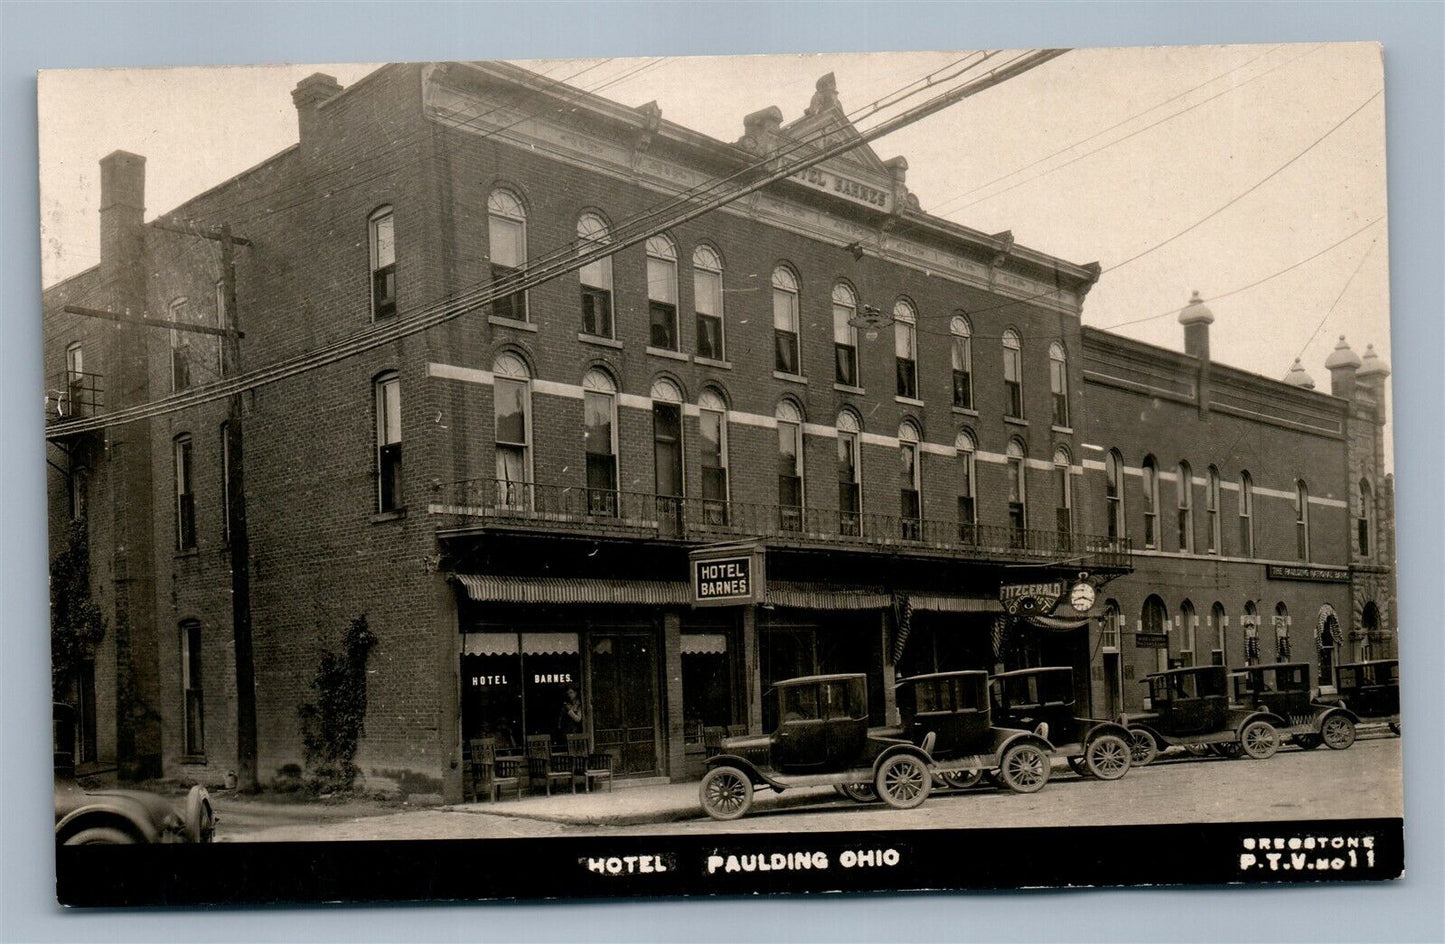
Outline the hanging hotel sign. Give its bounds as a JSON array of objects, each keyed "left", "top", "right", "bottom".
[
  {"left": 999, "top": 581, "right": 1065, "bottom": 617},
  {"left": 1266, "top": 564, "right": 1349, "bottom": 583},
  {"left": 690, "top": 543, "right": 766, "bottom": 607}
]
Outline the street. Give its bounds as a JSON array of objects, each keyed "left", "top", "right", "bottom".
[{"left": 216, "top": 732, "right": 1402, "bottom": 842}]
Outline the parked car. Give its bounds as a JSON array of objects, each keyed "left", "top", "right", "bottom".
[
  {"left": 1329, "top": 659, "right": 1400, "bottom": 735},
  {"left": 1229, "top": 662, "right": 1358, "bottom": 751},
  {"left": 53, "top": 703, "right": 215, "bottom": 845},
  {"left": 699, "top": 674, "right": 935, "bottom": 820},
  {"left": 894, "top": 670, "right": 1056, "bottom": 793},
  {"left": 1126, "top": 665, "right": 1285, "bottom": 765},
  {"left": 989, "top": 666, "right": 1133, "bottom": 780}
]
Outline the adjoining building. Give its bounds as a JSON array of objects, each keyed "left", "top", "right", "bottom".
[{"left": 43, "top": 62, "right": 1391, "bottom": 798}]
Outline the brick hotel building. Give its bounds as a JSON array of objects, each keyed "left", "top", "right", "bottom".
[{"left": 43, "top": 62, "right": 1394, "bottom": 798}]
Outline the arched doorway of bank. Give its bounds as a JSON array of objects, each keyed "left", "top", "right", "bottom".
[
  {"left": 1360, "top": 601, "right": 1380, "bottom": 661},
  {"left": 1317, "top": 606, "right": 1341, "bottom": 687}
]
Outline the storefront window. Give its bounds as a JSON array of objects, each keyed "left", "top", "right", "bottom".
[
  {"left": 462, "top": 630, "right": 581, "bottom": 750},
  {"left": 682, "top": 633, "right": 732, "bottom": 739}
]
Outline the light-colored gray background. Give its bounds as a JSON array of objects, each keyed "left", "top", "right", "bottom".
[{"left": 2, "top": 2, "right": 1440, "bottom": 941}]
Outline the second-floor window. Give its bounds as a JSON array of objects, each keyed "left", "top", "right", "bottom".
[
  {"left": 1105, "top": 449, "right": 1125, "bottom": 542},
  {"left": 1357, "top": 478, "right": 1373, "bottom": 557},
  {"left": 374, "top": 373, "right": 402, "bottom": 512},
  {"left": 369, "top": 206, "right": 396, "bottom": 320},
  {"left": 170, "top": 298, "right": 192, "bottom": 392},
  {"left": 1007, "top": 438, "right": 1027, "bottom": 544},
  {"left": 64, "top": 342, "right": 85, "bottom": 417},
  {"left": 1177, "top": 461, "right": 1195, "bottom": 553},
  {"left": 1206, "top": 465, "right": 1221, "bottom": 554},
  {"left": 181, "top": 620, "right": 204, "bottom": 756},
  {"left": 773, "top": 266, "right": 800, "bottom": 375},
  {"left": 1055, "top": 447, "right": 1072, "bottom": 538},
  {"left": 1295, "top": 480, "right": 1311, "bottom": 561},
  {"left": 837, "top": 411, "right": 862, "bottom": 536},
  {"left": 487, "top": 189, "right": 528, "bottom": 322},
  {"left": 777, "top": 400, "right": 804, "bottom": 531},
  {"left": 583, "top": 370, "right": 618, "bottom": 516},
  {"left": 578, "top": 213, "right": 614, "bottom": 338},
  {"left": 699, "top": 390, "right": 729, "bottom": 524},
  {"left": 1003, "top": 328, "right": 1024, "bottom": 419},
  {"left": 693, "top": 246, "right": 725, "bottom": 361},
  {"left": 1239, "top": 471, "right": 1255, "bottom": 557},
  {"left": 1141, "top": 456, "right": 1159, "bottom": 549},
  {"left": 1049, "top": 341, "right": 1069, "bottom": 427},
  {"left": 956, "top": 430, "right": 977, "bottom": 542},
  {"left": 894, "top": 299, "right": 918, "bottom": 400},
  {"left": 174, "top": 434, "right": 195, "bottom": 550},
  {"left": 950, "top": 314, "right": 973, "bottom": 409},
  {"left": 899, "top": 421, "right": 922, "bottom": 540},
  {"left": 647, "top": 234, "right": 679, "bottom": 350},
  {"left": 833, "top": 283, "right": 858, "bottom": 387},
  {"left": 493, "top": 355, "right": 531, "bottom": 509}
]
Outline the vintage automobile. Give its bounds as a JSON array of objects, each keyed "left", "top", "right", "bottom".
[
  {"left": 989, "top": 667, "right": 1133, "bottom": 780},
  {"left": 699, "top": 674, "right": 936, "bottom": 820},
  {"left": 1229, "top": 662, "right": 1358, "bottom": 751},
  {"left": 53, "top": 703, "right": 215, "bottom": 845},
  {"left": 1126, "top": 665, "right": 1286, "bottom": 765},
  {"left": 894, "top": 670, "right": 1057, "bottom": 793},
  {"left": 1330, "top": 659, "right": 1400, "bottom": 735}
]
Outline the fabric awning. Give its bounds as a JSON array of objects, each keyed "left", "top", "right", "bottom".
[
  {"left": 454, "top": 574, "right": 691, "bottom": 606},
  {"left": 908, "top": 594, "right": 1005, "bottom": 614},
  {"left": 764, "top": 582, "right": 891, "bottom": 610},
  {"left": 681, "top": 633, "right": 728, "bottom": 655},
  {"left": 1025, "top": 614, "right": 1091, "bottom": 631},
  {"left": 462, "top": 631, "right": 581, "bottom": 656}
]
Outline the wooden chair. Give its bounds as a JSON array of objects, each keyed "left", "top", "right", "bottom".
[
  {"left": 526, "top": 734, "right": 576, "bottom": 795},
  {"left": 470, "top": 738, "right": 521, "bottom": 802},
  {"left": 702, "top": 725, "right": 728, "bottom": 756},
  {"left": 727, "top": 724, "right": 747, "bottom": 738},
  {"left": 566, "top": 732, "right": 613, "bottom": 793}
]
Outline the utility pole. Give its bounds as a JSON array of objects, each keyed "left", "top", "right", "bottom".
[{"left": 63, "top": 218, "right": 258, "bottom": 793}]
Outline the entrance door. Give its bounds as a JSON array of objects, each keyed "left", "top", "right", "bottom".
[{"left": 590, "top": 633, "right": 660, "bottom": 776}]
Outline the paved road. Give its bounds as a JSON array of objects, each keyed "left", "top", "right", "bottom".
[{"left": 219, "top": 733, "right": 1402, "bottom": 842}]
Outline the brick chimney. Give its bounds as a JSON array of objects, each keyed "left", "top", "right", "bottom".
[
  {"left": 1178, "top": 290, "right": 1213, "bottom": 416},
  {"left": 98, "top": 150, "right": 146, "bottom": 309},
  {"left": 291, "top": 72, "right": 344, "bottom": 152},
  {"left": 1325, "top": 335, "right": 1361, "bottom": 399},
  {"left": 1356, "top": 343, "right": 1390, "bottom": 422}
]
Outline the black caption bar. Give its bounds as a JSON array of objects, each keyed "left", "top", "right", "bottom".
[{"left": 57, "top": 818, "right": 1403, "bottom": 907}]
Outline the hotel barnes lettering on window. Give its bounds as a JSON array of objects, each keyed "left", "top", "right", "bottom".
[{"left": 41, "top": 61, "right": 1392, "bottom": 801}]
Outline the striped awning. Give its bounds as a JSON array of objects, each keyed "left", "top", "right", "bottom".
[
  {"left": 765, "top": 582, "right": 891, "bottom": 610},
  {"left": 453, "top": 574, "right": 691, "bottom": 606},
  {"left": 908, "top": 594, "right": 1005, "bottom": 614}
]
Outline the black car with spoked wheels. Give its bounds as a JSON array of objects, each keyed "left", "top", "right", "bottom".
[
  {"left": 1229, "top": 662, "right": 1358, "bottom": 751},
  {"left": 1125, "top": 665, "right": 1287, "bottom": 766},
  {"left": 1329, "top": 660, "right": 1400, "bottom": 735},
  {"left": 990, "top": 667, "right": 1133, "bottom": 781},
  {"left": 698, "top": 674, "right": 935, "bottom": 820}
]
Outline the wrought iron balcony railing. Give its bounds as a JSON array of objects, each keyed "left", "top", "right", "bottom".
[
  {"left": 434, "top": 478, "right": 1132, "bottom": 570},
  {"left": 46, "top": 371, "right": 103, "bottom": 425}
]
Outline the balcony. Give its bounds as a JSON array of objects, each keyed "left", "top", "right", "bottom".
[
  {"left": 432, "top": 478, "right": 1133, "bottom": 571},
  {"left": 46, "top": 372, "right": 103, "bottom": 426}
]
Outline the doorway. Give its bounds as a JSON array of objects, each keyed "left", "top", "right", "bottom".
[{"left": 590, "top": 632, "right": 661, "bottom": 776}]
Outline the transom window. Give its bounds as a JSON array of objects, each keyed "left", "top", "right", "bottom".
[
  {"left": 578, "top": 213, "right": 615, "bottom": 338},
  {"left": 833, "top": 283, "right": 858, "bottom": 387},
  {"left": 772, "top": 266, "right": 801, "bottom": 375},
  {"left": 646, "top": 234, "right": 679, "bottom": 351},
  {"left": 950, "top": 314, "right": 973, "bottom": 409},
  {"left": 894, "top": 299, "right": 918, "bottom": 400},
  {"left": 487, "top": 188, "right": 528, "bottom": 322},
  {"left": 693, "top": 245, "right": 725, "bottom": 361}
]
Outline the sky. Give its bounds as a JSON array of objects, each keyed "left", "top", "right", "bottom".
[{"left": 37, "top": 44, "right": 1392, "bottom": 459}]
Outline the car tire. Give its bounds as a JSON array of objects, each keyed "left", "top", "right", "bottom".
[
  {"left": 1293, "top": 734, "right": 1322, "bottom": 751},
  {"left": 1321, "top": 714, "right": 1357, "bottom": 751},
  {"left": 184, "top": 785, "right": 215, "bottom": 843},
  {"left": 1067, "top": 755, "right": 1091, "bottom": 778},
  {"left": 1085, "top": 734, "right": 1131, "bottom": 780},
  {"left": 1213, "top": 740, "right": 1244, "bottom": 759},
  {"left": 63, "top": 826, "right": 137, "bottom": 845},
  {"left": 1388, "top": 722, "right": 1401, "bottom": 737},
  {"left": 874, "top": 754, "right": 931, "bottom": 810},
  {"left": 699, "top": 766, "right": 754, "bottom": 821},
  {"left": 1128, "top": 729, "right": 1158, "bottom": 767},
  {"left": 998, "top": 742, "right": 1050, "bottom": 794},
  {"left": 939, "top": 769, "right": 983, "bottom": 791},
  {"left": 840, "top": 782, "right": 879, "bottom": 803},
  {"left": 1240, "top": 721, "right": 1280, "bottom": 759}
]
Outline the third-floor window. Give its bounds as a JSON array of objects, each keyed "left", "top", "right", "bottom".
[
  {"left": 369, "top": 206, "right": 396, "bottom": 320},
  {"left": 578, "top": 213, "right": 614, "bottom": 338},
  {"left": 773, "top": 266, "right": 801, "bottom": 375},
  {"left": 1177, "top": 461, "right": 1195, "bottom": 553},
  {"left": 1295, "top": 480, "right": 1311, "bottom": 561},
  {"left": 950, "top": 314, "right": 973, "bottom": 409},
  {"left": 894, "top": 299, "right": 918, "bottom": 400},
  {"left": 487, "top": 189, "right": 528, "bottom": 322},
  {"left": 1141, "top": 456, "right": 1159, "bottom": 549},
  {"left": 833, "top": 283, "right": 858, "bottom": 387},
  {"left": 1003, "top": 328, "right": 1024, "bottom": 419},
  {"left": 646, "top": 234, "right": 679, "bottom": 350},
  {"left": 1049, "top": 341, "right": 1069, "bottom": 427},
  {"left": 693, "top": 245, "right": 725, "bottom": 361}
]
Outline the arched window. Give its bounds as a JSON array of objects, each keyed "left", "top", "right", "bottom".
[
  {"left": 1274, "top": 602, "right": 1291, "bottom": 662},
  {"left": 1357, "top": 478, "right": 1374, "bottom": 557},
  {"left": 1209, "top": 602, "right": 1228, "bottom": 665},
  {"left": 180, "top": 620, "right": 204, "bottom": 756},
  {"left": 776, "top": 400, "right": 805, "bottom": 530},
  {"left": 956, "top": 430, "right": 977, "bottom": 543},
  {"left": 583, "top": 369, "right": 618, "bottom": 516},
  {"left": 693, "top": 245, "right": 725, "bottom": 361},
  {"left": 170, "top": 297, "right": 193, "bottom": 392},
  {"left": 1206, "top": 466, "right": 1221, "bottom": 554},
  {"left": 578, "top": 213, "right": 614, "bottom": 338},
  {"left": 833, "top": 283, "right": 858, "bottom": 387},
  {"left": 1141, "top": 456, "right": 1159, "bottom": 549},
  {"left": 646, "top": 234, "right": 679, "bottom": 350},
  {"left": 1054, "top": 446, "right": 1072, "bottom": 541},
  {"left": 1002, "top": 328, "right": 1024, "bottom": 419},
  {"left": 374, "top": 372, "right": 402, "bottom": 513},
  {"left": 699, "top": 389, "right": 730, "bottom": 523},
  {"left": 174, "top": 433, "right": 196, "bottom": 550},
  {"left": 1177, "top": 461, "right": 1195, "bottom": 553},
  {"left": 1243, "top": 600, "right": 1260, "bottom": 666},
  {"left": 487, "top": 188, "right": 528, "bottom": 321},
  {"left": 1239, "top": 471, "right": 1255, "bottom": 557},
  {"left": 837, "top": 410, "right": 862, "bottom": 535},
  {"left": 772, "top": 266, "right": 801, "bottom": 375},
  {"left": 894, "top": 299, "right": 918, "bottom": 400},
  {"left": 494, "top": 354, "right": 531, "bottom": 509},
  {"left": 1102, "top": 598, "right": 1123, "bottom": 649},
  {"left": 1048, "top": 341, "right": 1069, "bottom": 427},
  {"left": 1142, "top": 595, "right": 1169, "bottom": 674},
  {"left": 1318, "top": 605, "right": 1341, "bottom": 684},
  {"left": 1295, "top": 480, "right": 1311, "bottom": 561},
  {"left": 899, "top": 420, "right": 922, "bottom": 539},
  {"left": 1360, "top": 601, "right": 1380, "bottom": 660},
  {"left": 1007, "top": 438, "right": 1027, "bottom": 545},
  {"left": 1179, "top": 600, "right": 1197, "bottom": 666},
  {"left": 1105, "top": 449, "right": 1125, "bottom": 543},
  {"left": 951, "top": 314, "right": 973, "bottom": 409},
  {"left": 369, "top": 206, "right": 396, "bottom": 320},
  {"left": 652, "top": 378, "right": 685, "bottom": 529}
]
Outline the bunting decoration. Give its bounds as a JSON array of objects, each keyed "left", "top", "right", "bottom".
[
  {"left": 889, "top": 593, "right": 913, "bottom": 664},
  {"left": 989, "top": 614, "right": 1010, "bottom": 665}
]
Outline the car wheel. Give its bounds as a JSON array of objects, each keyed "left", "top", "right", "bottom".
[
  {"left": 999, "top": 743, "right": 1050, "bottom": 794},
  {"left": 1213, "top": 740, "right": 1244, "bottom": 759},
  {"left": 1321, "top": 715, "right": 1357, "bottom": 751},
  {"left": 1293, "top": 734, "right": 1321, "bottom": 751},
  {"left": 939, "top": 769, "right": 983, "bottom": 790},
  {"left": 1240, "top": 721, "right": 1280, "bottom": 759},
  {"left": 184, "top": 785, "right": 215, "bottom": 843},
  {"left": 1184, "top": 744, "right": 1213, "bottom": 758},
  {"left": 1128, "top": 729, "right": 1158, "bottom": 767},
  {"left": 840, "top": 782, "right": 879, "bottom": 803},
  {"left": 874, "top": 754, "right": 931, "bottom": 810},
  {"left": 63, "top": 826, "right": 138, "bottom": 845},
  {"left": 699, "top": 766, "right": 754, "bottom": 821},
  {"left": 1085, "top": 735, "right": 1131, "bottom": 781},
  {"left": 1388, "top": 722, "right": 1401, "bottom": 736},
  {"left": 1067, "top": 755, "right": 1091, "bottom": 778}
]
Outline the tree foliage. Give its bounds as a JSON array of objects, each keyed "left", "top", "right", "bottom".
[
  {"left": 50, "top": 518, "right": 105, "bottom": 697},
  {"left": 298, "top": 615, "right": 377, "bottom": 793}
]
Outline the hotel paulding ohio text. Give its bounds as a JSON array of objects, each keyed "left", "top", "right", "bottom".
[{"left": 44, "top": 60, "right": 1393, "bottom": 804}]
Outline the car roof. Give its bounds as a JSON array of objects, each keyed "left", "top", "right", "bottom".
[
  {"left": 895, "top": 670, "right": 988, "bottom": 686},
  {"left": 1336, "top": 659, "right": 1398, "bottom": 668},
  {"left": 1242, "top": 662, "right": 1309, "bottom": 672},
  {"left": 992, "top": 666, "right": 1073, "bottom": 679},
  {"left": 1143, "top": 665, "right": 1228, "bottom": 679},
  {"left": 772, "top": 673, "right": 867, "bottom": 687}
]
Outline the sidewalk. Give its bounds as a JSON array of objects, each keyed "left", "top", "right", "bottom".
[{"left": 444, "top": 780, "right": 839, "bottom": 826}]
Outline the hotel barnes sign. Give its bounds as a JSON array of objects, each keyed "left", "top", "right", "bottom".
[
  {"left": 789, "top": 166, "right": 892, "bottom": 211},
  {"left": 690, "top": 543, "right": 766, "bottom": 607}
]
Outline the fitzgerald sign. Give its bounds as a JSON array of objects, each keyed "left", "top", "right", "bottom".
[
  {"left": 690, "top": 543, "right": 765, "bottom": 607},
  {"left": 999, "top": 581, "right": 1065, "bottom": 617}
]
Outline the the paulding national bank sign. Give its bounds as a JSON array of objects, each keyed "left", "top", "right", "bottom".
[{"left": 690, "top": 543, "right": 766, "bottom": 607}]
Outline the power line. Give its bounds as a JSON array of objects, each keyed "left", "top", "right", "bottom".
[{"left": 1292, "top": 235, "right": 1380, "bottom": 364}]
